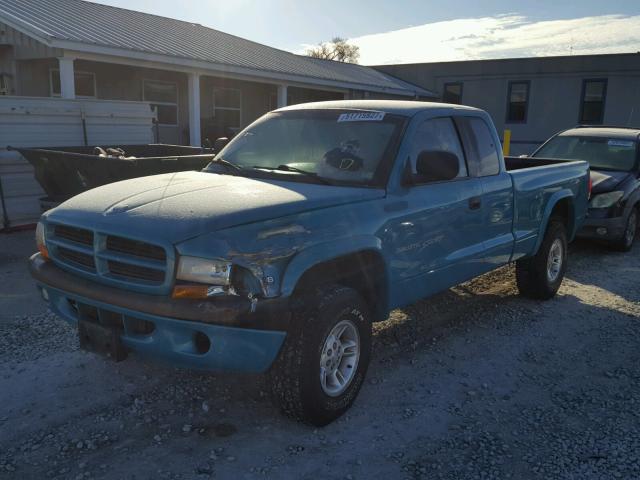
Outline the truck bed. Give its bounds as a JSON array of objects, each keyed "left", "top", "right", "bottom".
[{"left": 504, "top": 156, "right": 579, "bottom": 170}]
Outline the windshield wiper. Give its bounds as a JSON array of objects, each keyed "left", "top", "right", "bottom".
[
  {"left": 210, "top": 157, "right": 243, "bottom": 172},
  {"left": 252, "top": 165, "right": 332, "bottom": 185}
]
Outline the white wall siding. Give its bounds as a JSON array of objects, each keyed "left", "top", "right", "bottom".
[{"left": 0, "top": 96, "right": 155, "bottom": 229}]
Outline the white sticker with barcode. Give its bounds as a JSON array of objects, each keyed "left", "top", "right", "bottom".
[
  {"left": 338, "top": 112, "right": 385, "bottom": 122},
  {"left": 608, "top": 139, "right": 634, "bottom": 148}
]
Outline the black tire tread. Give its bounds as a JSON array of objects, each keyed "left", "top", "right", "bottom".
[
  {"left": 267, "top": 284, "right": 369, "bottom": 425},
  {"left": 516, "top": 218, "right": 567, "bottom": 300}
]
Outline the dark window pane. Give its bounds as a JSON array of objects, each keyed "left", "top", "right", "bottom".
[
  {"left": 507, "top": 82, "right": 529, "bottom": 122},
  {"left": 214, "top": 88, "right": 241, "bottom": 109},
  {"left": 51, "top": 71, "right": 61, "bottom": 96},
  {"left": 213, "top": 109, "right": 241, "bottom": 129},
  {"left": 144, "top": 81, "right": 177, "bottom": 103},
  {"left": 443, "top": 83, "right": 462, "bottom": 104},
  {"left": 580, "top": 80, "right": 607, "bottom": 124},
  {"left": 153, "top": 104, "right": 178, "bottom": 125},
  {"left": 75, "top": 73, "right": 95, "bottom": 97}
]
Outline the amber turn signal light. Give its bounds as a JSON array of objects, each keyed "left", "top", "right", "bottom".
[
  {"left": 38, "top": 244, "right": 50, "bottom": 260},
  {"left": 172, "top": 284, "right": 209, "bottom": 299}
]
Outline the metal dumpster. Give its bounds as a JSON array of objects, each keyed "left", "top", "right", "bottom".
[{"left": 7, "top": 144, "right": 216, "bottom": 209}]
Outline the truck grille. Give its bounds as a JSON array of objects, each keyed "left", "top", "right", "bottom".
[
  {"left": 54, "top": 225, "right": 94, "bottom": 246},
  {"left": 47, "top": 223, "right": 171, "bottom": 291},
  {"left": 57, "top": 247, "right": 96, "bottom": 271},
  {"left": 106, "top": 236, "right": 166, "bottom": 261}
]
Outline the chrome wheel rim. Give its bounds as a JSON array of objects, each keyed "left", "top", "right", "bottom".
[
  {"left": 625, "top": 211, "right": 637, "bottom": 246},
  {"left": 547, "top": 238, "right": 563, "bottom": 283},
  {"left": 320, "top": 319, "right": 360, "bottom": 397}
]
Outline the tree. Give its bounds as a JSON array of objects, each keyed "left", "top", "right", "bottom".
[{"left": 306, "top": 37, "right": 360, "bottom": 64}]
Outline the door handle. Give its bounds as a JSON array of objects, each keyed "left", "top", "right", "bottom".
[{"left": 468, "top": 196, "right": 482, "bottom": 210}]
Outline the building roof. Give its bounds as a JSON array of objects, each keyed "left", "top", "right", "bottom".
[
  {"left": 278, "top": 99, "right": 481, "bottom": 116},
  {"left": 0, "top": 0, "right": 435, "bottom": 97}
]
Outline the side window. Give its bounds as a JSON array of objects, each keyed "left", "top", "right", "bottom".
[
  {"left": 456, "top": 117, "right": 501, "bottom": 177},
  {"left": 410, "top": 117, "right": 467, "bottom": 181}
]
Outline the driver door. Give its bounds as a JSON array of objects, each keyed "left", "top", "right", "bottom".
[{"left": 385, "top": 116, "right": 487, "bottom": 308}]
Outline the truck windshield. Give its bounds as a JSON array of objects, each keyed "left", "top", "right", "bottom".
[
  {"left": 534, "top": 135, "right": 637, "bottom": 172},
  {"left": 209, "top": 110, "right": 406, "bottom": 186}
]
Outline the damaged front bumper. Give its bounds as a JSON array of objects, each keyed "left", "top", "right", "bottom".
[{"left": 29, "top": 253, "right": 289, "bottom": 373}]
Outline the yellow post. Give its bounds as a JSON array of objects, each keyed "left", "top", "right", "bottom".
[{"left": 503, "top": 129, "right": 511, "bottom": 157}]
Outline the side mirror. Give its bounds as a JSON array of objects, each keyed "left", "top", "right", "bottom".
[
  {"left": 415, "top": 150, "right": 460, "bottom": 183},
  {"left": 213, "top": 137, "right": 229, "bottom": 153}
]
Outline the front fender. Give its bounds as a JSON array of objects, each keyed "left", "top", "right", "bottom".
[{"left": 279, "top": 235, "right": 383, "bottom": 297}]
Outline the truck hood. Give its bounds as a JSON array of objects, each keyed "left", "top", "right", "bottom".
[
  {"left": 46, "top": 171, "right": 384, "bottom": 243},
  {"left": 590, "top": 169, "right": 632, "bottom": 195}
]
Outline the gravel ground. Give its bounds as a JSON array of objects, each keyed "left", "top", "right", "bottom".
[{"left": 0, "top": 231, "right": 639, "bottom": 480}]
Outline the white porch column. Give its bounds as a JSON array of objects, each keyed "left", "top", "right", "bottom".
[
  {"left": 188, "top": 72, "right": 201, "bottom": 147},
  {"left": 58, "top": 57, "right": 75, "bottom": 99},
  {"left": 277, "top": 84, "right": 288, "bottom": 108}
]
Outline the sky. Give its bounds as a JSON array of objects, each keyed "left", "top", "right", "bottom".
[{"left": 94, "top": 0, "right": 640, "bottom": 64}]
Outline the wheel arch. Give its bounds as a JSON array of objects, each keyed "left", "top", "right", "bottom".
[
  {"left": 533, "top": 191, "right": 575, "bottom": 254},
  {"left": 280, "top": 239, "right": 389, "bottom": 322}
]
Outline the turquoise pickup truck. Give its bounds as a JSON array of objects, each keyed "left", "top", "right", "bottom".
[{"left": 30, "top": 101, "right": 590, "bottom": 425}]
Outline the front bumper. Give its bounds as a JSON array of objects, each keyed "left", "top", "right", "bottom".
[
  {"left": 576, "top": 214, "right": 626, "bottom": 241},
  {"left": 30, "top": 253, "right": 289, "bottom": 373}
]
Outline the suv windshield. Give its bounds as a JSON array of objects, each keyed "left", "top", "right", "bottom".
[
  {"left": 533, "top": 135, "right": 638, "bottom": 171},
  {"left": 208, "top": 109, "right": 406, "bottom": 186}
]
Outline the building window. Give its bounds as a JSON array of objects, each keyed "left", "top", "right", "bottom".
[
  {"left": 506, "top": 81, "right": 530, "bottom": 123},
  {"left": 143, "top": 80, "right": 178, "bottom": 126},
  {"left": 580, "top": 79, "right": 607, "bottom": 124},
  {"left": 443, "top": 83, "right": 463, "bottom": 104},
  {"left": 50, "top": 70, "right": 96, "bottom": 98},
  {"left": 213, "top": 87, "right": 242, "bottom": 130}
]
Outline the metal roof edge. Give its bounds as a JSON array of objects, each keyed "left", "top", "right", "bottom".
[
  {"left": 56, "top": 39, "right": 422, "bottom": 96},
  {"left": 0, "top": 9, "right": 54, "bottom": 45}
]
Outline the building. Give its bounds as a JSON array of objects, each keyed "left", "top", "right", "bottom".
[
  {"left": 376, "top": 53, "right": 640, "bottom": 155},
  {"left": 0, "top": 0, "right": 434, "bottom": 146}
]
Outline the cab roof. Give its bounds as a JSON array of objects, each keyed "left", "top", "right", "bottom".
[{"left": 276, "top": 100, "right": 483, "bottom": 117}]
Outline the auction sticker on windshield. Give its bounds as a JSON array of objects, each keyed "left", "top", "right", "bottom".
[
  {"left": 607, "top": 140, "right": 635, "bottom": 148},
  {"left": 338, "top": 112, "right": 385, "bottom": 122}
]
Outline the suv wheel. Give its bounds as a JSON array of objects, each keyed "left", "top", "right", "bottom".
[
  {"left": 516, "top": 218, "right": 568, "bottom": 300},
  {"left": 268, "top": 284, "right": 372, "bottom": 426},
  {"left": 613, "top": 207, "right": 638, "bottom": 252}
]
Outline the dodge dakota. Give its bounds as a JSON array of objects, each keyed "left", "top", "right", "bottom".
[{"left": 30, "top": 100, "right": 590, "bottom": 425}]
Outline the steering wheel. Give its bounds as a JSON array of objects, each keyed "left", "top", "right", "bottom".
[{"left": 323, "top": 147, "right": 364, "bottom": 172}]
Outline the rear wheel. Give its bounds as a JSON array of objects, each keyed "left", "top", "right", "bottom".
[
  {"left": 612, "top": 208, "right": 637, "bottom": 252},
  {"left": 268, "top": 284, "right": 372, "bottom": 426},
  {"left": 516, "top": 218, "right": 568, "bottom": 300}
]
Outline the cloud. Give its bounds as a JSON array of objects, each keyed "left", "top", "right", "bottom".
[{"left": 342, "top": 14, "right": 640, "bottom": 65}]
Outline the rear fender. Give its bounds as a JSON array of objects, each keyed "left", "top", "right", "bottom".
[{"left": 533, "top": 190, "right": 575, "bottom": 254}]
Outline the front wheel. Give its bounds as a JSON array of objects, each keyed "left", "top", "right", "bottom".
[
  {"left": 516, "top": 218, "right": 568, "bottom": 300},
  {"left": 612, "top": 208, "right": 638, "bottom": 252},
  {"left": 268, "top": 285, "right": 372, "bottom": 426}
]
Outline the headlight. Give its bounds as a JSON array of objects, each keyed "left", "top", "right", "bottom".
[
  {"left": 176, "top": 256, "right": 231, "bottom": 285},
  {"left": 589, "top": 191, "right": 624, "bottom": 209},
  {"left": 35, "top": 221, "right": 49, "bottom": 259}
]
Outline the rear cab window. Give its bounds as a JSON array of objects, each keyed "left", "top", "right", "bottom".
[{"left": 455, "top": 116, "right": 502, "bottom": 177}]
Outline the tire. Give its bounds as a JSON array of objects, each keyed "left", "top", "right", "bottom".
[
  {"left": 612, "top": 207, "right": 638, "bottom": 252},
  {"left": 516, "top": 218, "right": 568, "bottom": 300},
  {"left": 268, "top": 284, "right": 372, "bottom": 426}
]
